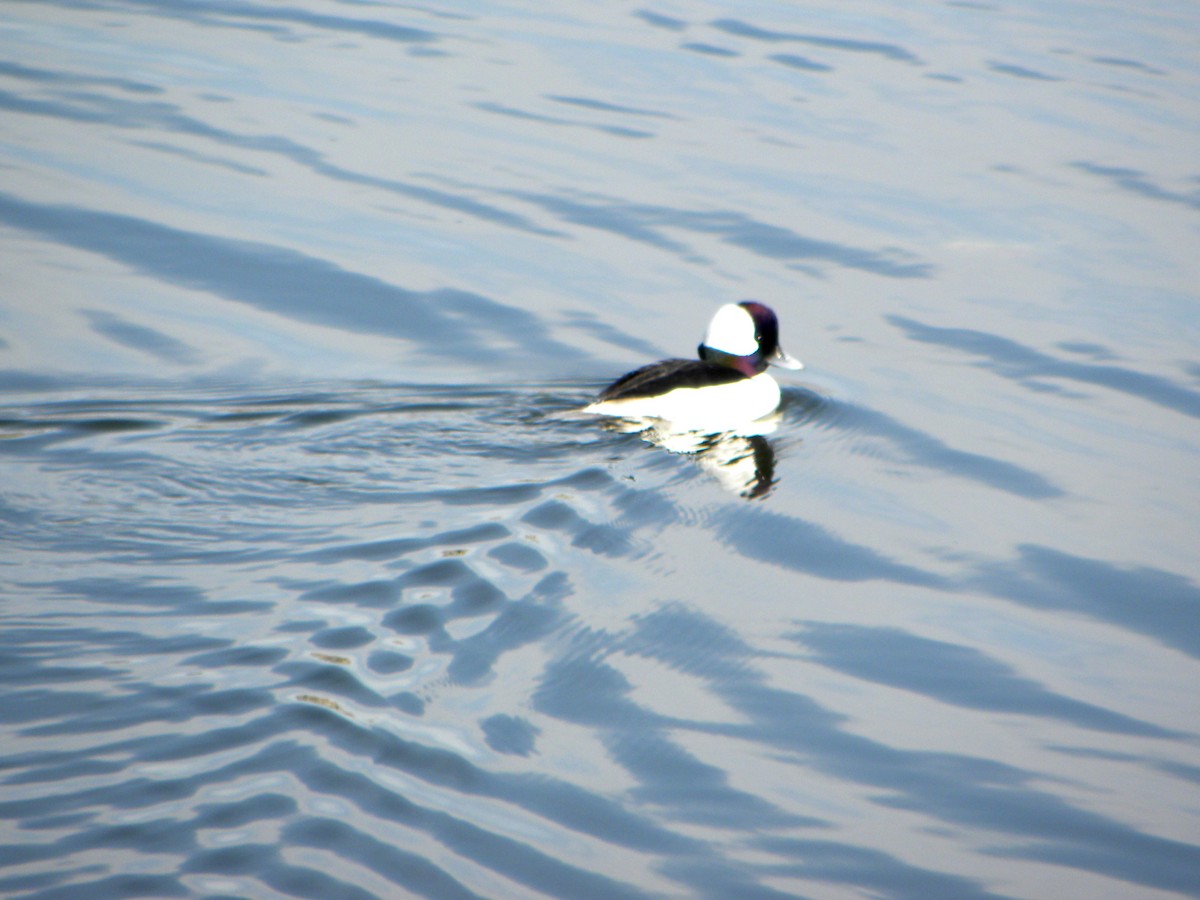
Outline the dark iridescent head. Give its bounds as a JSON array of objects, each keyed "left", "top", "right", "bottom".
[{"left": 697, "top": 301, "right": 802, "bottom": 376}]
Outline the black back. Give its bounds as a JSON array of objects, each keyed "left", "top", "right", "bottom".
[{"left": 595, "top": 358, "right": 747, "bottom": 402}]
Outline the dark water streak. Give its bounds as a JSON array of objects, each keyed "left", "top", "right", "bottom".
[
  {"left": 0, "top": 192, "right": 574, "bottom": 370},
  {"left": 889, "top": 315, "right": 1200, "bottom": 419},
  {"left": 18, "top": 0, "right": 444, "bottom": 44}
]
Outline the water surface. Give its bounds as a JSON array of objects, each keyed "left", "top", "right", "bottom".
[{"left": 2, "top": 2, "right": 1199, "bottom": 897}]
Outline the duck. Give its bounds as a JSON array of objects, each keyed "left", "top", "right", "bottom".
[{"left": 582, "top": 301, "right": 802, "bottom": 432}]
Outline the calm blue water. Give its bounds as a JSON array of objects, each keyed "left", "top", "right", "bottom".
[{"left": 2, "top": 2, "right": 1199, "bottom": 898}]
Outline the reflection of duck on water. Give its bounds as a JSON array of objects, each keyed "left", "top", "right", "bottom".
[
  {"left": 598, "top": 414, "right": 780, "bottom": 499},
  {"left": 583, "top": 301, "right": 801, "bottom": 498}
]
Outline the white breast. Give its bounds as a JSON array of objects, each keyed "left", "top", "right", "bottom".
[{"left": 583, "top": 372, "right": 782, "bottom": 432}]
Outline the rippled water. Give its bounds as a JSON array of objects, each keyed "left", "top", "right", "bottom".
[{"left": 3, "top": 2, "right": 1199, "bottom": 898}]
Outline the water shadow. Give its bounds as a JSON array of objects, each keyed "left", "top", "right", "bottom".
[
  {"left": 296, "top": 479, "right": 857, "bottom": 893},
  {"left": 0, "top": 617, "right": 270, "bottom": 741},
  {"left": 473, "top": 101, "right": 655, "bottom": 140},
  {"left": 818, "top": 396, "right": 1063, "bottom": 499},
  {"left": 744, "top": 836, "right": 1013, "bottom": 900},
  {"left": 710, "top": 18, "right": 923, "bottom": 65},
  {"left": 285, "top": 736, "right": 658, "bottom": 900},
  {"left": 889, "top": 315, "right": 1200, "bottom": 419},
  {"left": 0, "top": 192, "right": 581, "bottom": 370},
  {"left": 520, "top": 500, "right": 642, "bottom": 558},
  {"left": 618, "top": 603, "right": 1200, "bottom": 895},
  {"left": 480, "top": 713, "right": 539, "bottom": 756},
  {"left": 299, "top": 522, "right": 510, "bottom": 565},
  {"left": 532, "top": 633, "right": 841, "bottom": 896},
  {"left": 546, "top": 94, "right": 679, "bottom": 120},
  {"left": 0, "top": 59, "right": 162, "bottom": 95},
  {"left": 0, "top": 584, "right": 685, "bottom": 897},
  {"left": 278, "top": 816, "right": 493, "bottom": 899},
  {"left": 126, "top": 139, "right": 269, "bottom": 176},
  {"left": 37, "top": 576, "right": 270, "bottom": 617},
  {"left": 633, "top": 10, "right": 688, "bottom": 32},
  {"left": 1088, "top": 56, "right": 1167, "bottom": 76},
  {"left": 770, "top": 53, "right": 834, "bottom": 73},
  {"left": 681, "top": 43, "right": 741, "bottom": 58},
  {"left": 592, "top": 604, "right": 1010, "bottom": 898},
  {"left": 1072, "top": 161, "right": 1200, "bottom": 212},
  {"left": 972, "top": 544, "right": 1200, "bottom": 660},
  {"left": 0, "top": 726, "right": 504, "bottom": 898},
  {"left": 81, "top": 309, "right": 203, "bottom": 366},
  {"left": 504, "top": 189, "right": 933, "bottom": 277},
  {"left": 987, "top": 61, "right": 1063, "bottom": 82},
  {"left": 39, "top": 0, "right": 442, "bottom": 44},
  {"left": 791, "top": 622, "right": 1183, "bottom": 737},
  {"left": 559, "top": 310, "right": 666, "bottom": 360},
  {"left": 0, "top": 71, "right": 555, "bottom": 236},
  {"left": 710, "top": 505, "right": 947, "bottom": 586}
]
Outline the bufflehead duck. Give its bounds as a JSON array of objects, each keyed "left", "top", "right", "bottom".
[{"left": 582, "top": 301, "right": 802, "bottom": 431}]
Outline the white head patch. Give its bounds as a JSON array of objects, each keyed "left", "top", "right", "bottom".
[{"left": 702, "top": 304, "right": 758, "bottom": 356}]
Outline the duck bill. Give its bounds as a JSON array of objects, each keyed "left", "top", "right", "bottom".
[{"left": 769, "top": 347, "right": 804, "bottom": 370}]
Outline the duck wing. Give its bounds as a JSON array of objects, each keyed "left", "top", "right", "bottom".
[{"left": 595, "top": 358, "right": 746, "bottom": 401}]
